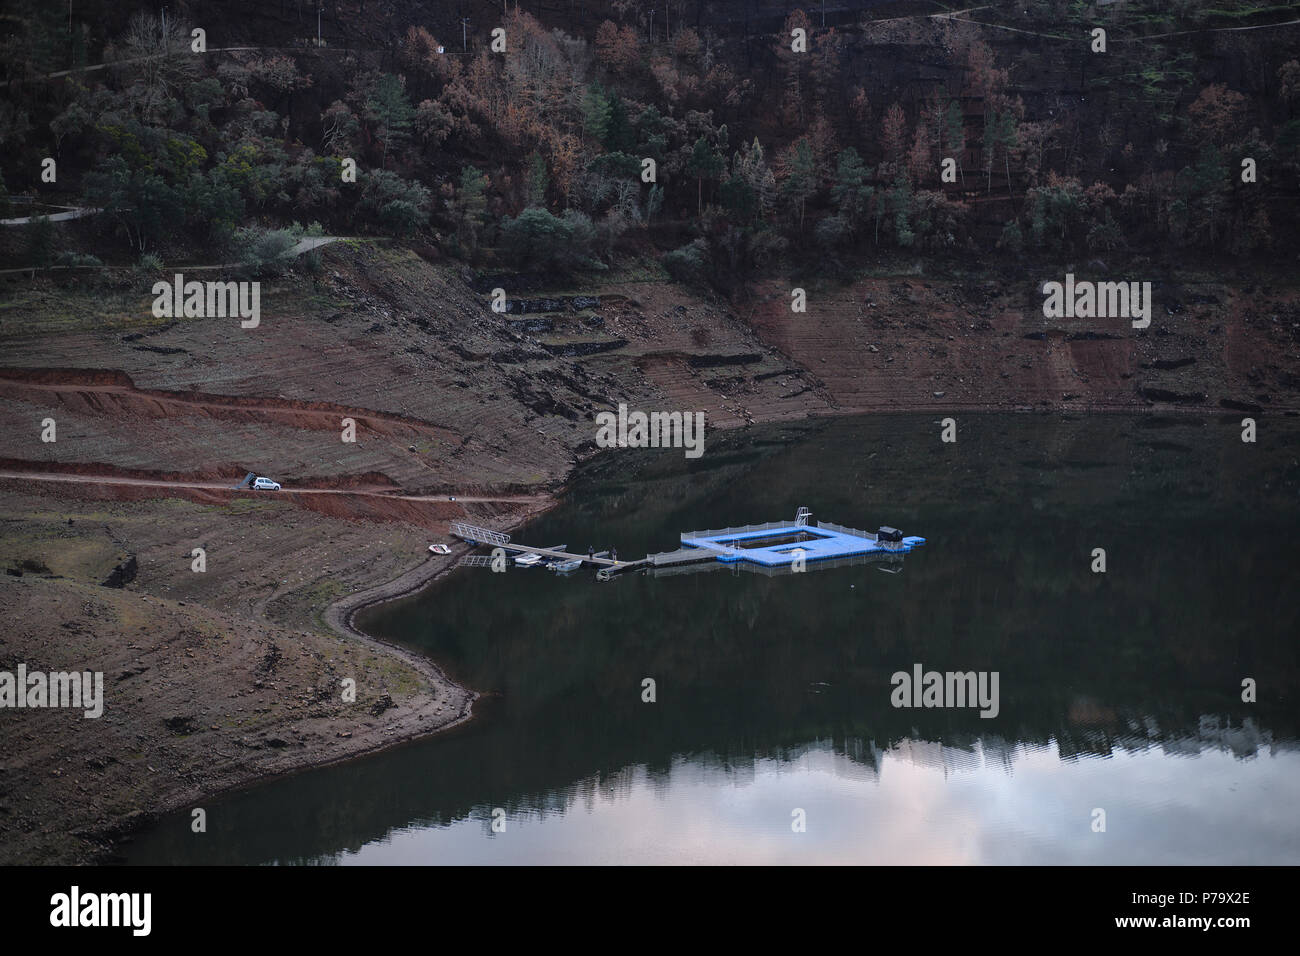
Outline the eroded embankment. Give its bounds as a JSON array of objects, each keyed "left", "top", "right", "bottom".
[{"left": 0, "top": 367, "right": 459, "bottom": 441}]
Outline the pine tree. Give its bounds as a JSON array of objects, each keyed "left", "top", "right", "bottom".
[
  {"left": 781, "top": 138, "right": 817, "bottom": 232},
  {"left": 688, "top": 135, "right": 724, "bottom": 216},
  {"left": 581, "top": 84, "right": 611, "bottom": 143},
  {"left": 365, "top": 74, "right": 414, "bottom": 169},
  {"left": 526, "top": 152, "right": 549, "bottom": 208},
  {"left": 603, "top": 93, "right": 636, "bottom": 153},
  {"left": 832, "top": 147, "right": 872, "bottom": 232},
  {"left": 453, "top": 165, "right": 488, "bottom": 253}
]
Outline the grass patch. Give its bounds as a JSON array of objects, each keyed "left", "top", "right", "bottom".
[
  {"left": 264, "top": 577, "right": 347, "bottom": 635},
  {"left": 0, "top": 525, "right": 119, "bottom": 581},
  {"left": 210, "top": 496, "right": 289, "bottom": 516}
]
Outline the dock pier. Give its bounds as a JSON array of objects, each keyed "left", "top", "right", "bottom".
[
  {"left": 449, "top": 509, "right": 925, "bottom": 580},
  {"left": 450, "top": 522, "right": 646, "bottom": 572}
]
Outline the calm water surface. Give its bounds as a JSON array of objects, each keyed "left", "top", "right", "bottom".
[{"left": 124, "top": 414, "right": 1300, "bottom": 864}]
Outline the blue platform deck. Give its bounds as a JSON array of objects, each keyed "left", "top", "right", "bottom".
[{"left": 679, "top": 521, "right": 925, "bottom": 568}]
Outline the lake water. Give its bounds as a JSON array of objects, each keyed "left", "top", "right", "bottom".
[{"left": 123, "top": 413, "right": 1300, "bottom": 864}]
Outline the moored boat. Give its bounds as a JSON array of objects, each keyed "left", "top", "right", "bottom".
[{"left": 514, "top": 545, "right": 566, "bottom": 566}]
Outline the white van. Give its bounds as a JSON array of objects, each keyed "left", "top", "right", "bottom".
[{"left": 252, "top": 477, "right": 281, "bottom": 491}]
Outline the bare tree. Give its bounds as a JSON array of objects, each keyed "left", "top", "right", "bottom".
[{"left": 111, "top": 12, "right": 201, "bottom": 123}]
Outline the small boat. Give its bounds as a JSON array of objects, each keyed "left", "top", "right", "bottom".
[
  {"left": 428, "top": 543, "right": 452, "bottom": 554},
  {"left": 514, "top": 545, "right": 565, "bottom": 567},
  {"left": 549, "top": 558, "right": 583, "bottom": 572}
]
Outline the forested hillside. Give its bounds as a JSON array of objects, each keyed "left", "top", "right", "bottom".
[{"left": 2, "top": 0, "right": 1298, "bottom": 288}]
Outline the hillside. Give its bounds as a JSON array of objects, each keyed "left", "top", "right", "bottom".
[{"left": 1, "top": 0, "right": 1298, "bottom": 864}]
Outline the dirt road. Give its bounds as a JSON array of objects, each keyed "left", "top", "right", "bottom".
[{"left": 0, "top": 468, "right": 546, "bottom": 503}]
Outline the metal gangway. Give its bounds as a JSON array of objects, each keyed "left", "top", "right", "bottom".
[
  {"left": 795, "top": 506, "right": 812, "bottom": 527},
  {"left": 449, "top": 522, "right": 511, "bottom": 547},
  {"left": 451, "top": 522, "right": 638, "bottom": 571}
]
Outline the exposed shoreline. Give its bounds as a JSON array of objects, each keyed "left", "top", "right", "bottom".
[
  {"left": 85, "top": 498, "right": 558, "bottom": 863},
  {"left": 97, "top": 399, "right": 1294, "bottom": 861}
]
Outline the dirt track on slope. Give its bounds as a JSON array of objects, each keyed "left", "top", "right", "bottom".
[{"left": 0, "top": 368, "right": 459, "bottom": 443}]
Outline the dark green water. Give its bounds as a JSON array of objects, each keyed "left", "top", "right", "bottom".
[{"left": 124, "top": 413, "right": 1300, "bottom": 864}]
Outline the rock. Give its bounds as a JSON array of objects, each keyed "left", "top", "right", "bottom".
[
  {"left": 1139, "top": 386, "right": 1207, "bottom": 404},
  {"left": 100, "top": 555, "right": 138, "bottom": 589},
  {"left": 1220, "top": 398, "right": 1263, "bottom": 414},
  {"left": 541, "top": 339, "right": 628, "bottom": 358},
  {"left": 369, "top": 694, "right": 395, "bottom": 717},
  {"left": 1067, "top": 331, "right": 1121, "bottom": 341},
  {"left": 163, "top": 715, "right": 197, "bottom": 735}
]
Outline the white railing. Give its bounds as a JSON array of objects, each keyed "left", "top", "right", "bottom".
[
  {"left": 450, "top": 522, "right": 511, "bottom": 547},
  {"left": 681, "top": 520, "right": 792, "bottom": 540},
  {"left": 683, "top": 519, "right": 880, "bottom": 543},
  {"left": 815, "top": 520, "right": 877, "bottom": 541}
]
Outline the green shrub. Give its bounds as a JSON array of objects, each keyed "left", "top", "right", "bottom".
[
  {"left": 663, "top": 239, "right": 708, "bottom": 283},
  {"left": 360, "top": 170, "right": 430, "bottom": 236},
  {"left": 499, "top": 208, "right": 596, "bottom": 271},
  {"left": 235, "top": 226, "right": 298, "bottom": 276},
  {"left": 136, "top": 252, "right": 164, "bottom": 277},
  {"left": 54, "top": 251, "right": 104, "bottom": 268},
  {"left": 24, "top": 216, "right": 55, "bottom": 267}
]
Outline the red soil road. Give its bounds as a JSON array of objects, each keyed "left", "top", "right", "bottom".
[
  {"left": 0, "top": 469, "right": 541, "bottom": 502},
  {"left": 0, "top": 368, "right": 459, "bottom": 442},
  {"left": 0, "top": 465, "right": 546, "bottom": 525}
]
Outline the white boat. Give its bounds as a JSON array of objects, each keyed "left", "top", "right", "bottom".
[
  {"left": 514, "top": 545, "right": 565, "bottom": 567},
  {"left": 549, "top": 558, "right": 583, "bottom": 572},
  {"left": 428, "top": 543, "right": 452, "bottom": 554}
]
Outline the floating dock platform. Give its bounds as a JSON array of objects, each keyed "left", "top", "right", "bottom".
[
  {"left": 666, "top": 518, "right": 924, "bottom": 569},
  {"left": 451, "top": 508, "right": 924, "bottom": 580}
]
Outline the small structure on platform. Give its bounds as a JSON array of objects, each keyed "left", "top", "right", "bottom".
[{"left": 451, "top": 508, "right": 925, "bottom": 580}]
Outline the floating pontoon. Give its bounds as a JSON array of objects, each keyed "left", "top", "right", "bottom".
[{"left": 451, "top": 509, "right": 924, "bottom": 580}]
